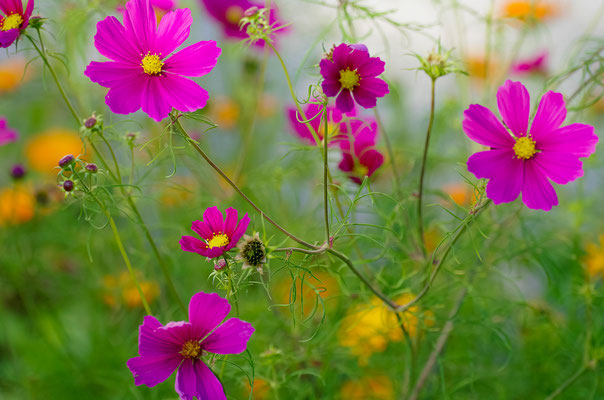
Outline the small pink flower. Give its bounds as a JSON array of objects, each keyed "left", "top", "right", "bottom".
[
  {"left": 511, "top": 51, "right": 548, "bottom": 75},
  {"left": 464, "top": 80, "right": 598, "bottom": 211},
  {"left": 0, "top": 116, "right": 18, "bottom": 145},
  {"left": 0, "top": 0, "right": 33, "bottom": 48},
  {"left": 338, "top": 119, "right": 384, "bottom": 184},
  {"left": 320, "top": 43, "right": 389, "bottom": 113},
  {"left": 85, "top": 0, "right": 221, "bottom": 122},
  {"left": 180, "top": 206, "right": 250, "bottom": 259},
  {"left": 127, "top": 292, "right": 254, "bottom": 400},
  {"left": 286, "top": 102, "right": 356, "bottom": 146}
]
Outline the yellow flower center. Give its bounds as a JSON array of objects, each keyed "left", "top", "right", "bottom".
[
  {"left": 180, "top": 340, "right": 201, "bottom": 359},
  {"left": 141, "top": 52, "right": 164, "bottom": 76},
  {"left": 513, "top": 135, "right": 537, "bottom": 160},
  {"left": 353, "top": 163, "right": 369, "bottom": 177},
  {"left": 208, "top": 233, "right": 230, "bottom": 249},
  {"left": 322, "top": 122, "right": 339, "bottom": 139},
  {"left": 225, "top": 6, "right": 244, "bottom": 24},
  {"left": 1, "top": 13, "right": 23, "bottom": 31},
  {"left": 339, "top": 68, "right": 361, "bottom": 90}
]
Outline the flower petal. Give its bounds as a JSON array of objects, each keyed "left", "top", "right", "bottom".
[
  {"left": 357, "top": 56, "right": 385, "bottom": 78},
  {"left": 137, "top": 315, "right": 181, "bottom": 357},
  {"left": 156, "top": 73, "right": 210, "bottom": 114},
  {"left": 223, "top": 207, "right": 238, "bottom": 237},
  {"left": 105, "top": 75, "right": 148, "bottom": 116},
  {"left": 141, "top": 76, "right": 173, "bottom": 122},
  {"left": 175, "top": 359, "right": 226, "bottom": 400},
  {"left": 225, "top": 213, "right": 249, "bottom": 251},
  {"left": 127, "top": 354, "right": 182, "bottom": 387},
  {"left": 529, "top": 91, "right": 566, "bottom": 141},
  {"left": 93, "top": 16, "right": 140, "bottom": 64},
  {"left": 0, "top": 28, "right": 19, "bottom": 49},
  {"left": 202, "top": 318, "right": 254, "bottom": 354},
  {"left": 353, "top": 77, "right": 389, "bottom": 109},
  {"left": 521, "top": 161, "right": 558, "bottom": 211},
  {"left": 462, "top": 104, "right": 515, "bottom": 148},
  {"left": 467, "top": 149, "right": 523, "bottom": 204},
  {"left": 84, "top": 61, "right": 142, "bottom": 88},
  {"left": 164, "top": 40, "right": 221, "bottom": 77},
  {"left": 188, "top": 292, "right": 231, "bottom": 339},
  {"left": 191, "top": 220, "right": 213, "bottom": 240},
  {"left": 359, "top": 148, "right": 384, "bottom": 177},
  {"left": 336, "top": 90, "right": 355, "bottom": 113},
  {"left": 0, "top": 0, "right": 22, "bottom": 16},
  {"left": 155, "top": 7, "right": 192, "bottom": 56},
  {"left": 123, "top": 0, "right": 157, "bottom": 54},
  {"left": 533, "top": 151, "right": 583, "bottom": 185},
  {"left": 203, "top": 206, "right": 224, "bottom": 234},
  {"left": 180, "top": 235, "right": 210, "bottom": 256},
  {"left": 497, "top": 80, "right": 530, "bottom": 136},
  {"left": 538, "top": 123, "right": 598, "bottom": 158}
]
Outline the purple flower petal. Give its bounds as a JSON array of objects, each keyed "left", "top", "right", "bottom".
[
  {"left": 462, "top": 104, "right": 515, "bottom": 148},
  {"left": 223, "top": 207, "right": 238, "bottom": 237},
  {"left": 353, "top": 77, "right": 389, "bottom": 109},
  {"left": 123, "top": 0, "right": 157, "bottom": 54},
  {"left": 105, "top": 75, "right": 148, "bottom": 116},
  {"left": 359, "top": 148, "right": 384, "bottom": 177},
  {"left": 467, "top": 149, "right": 523, "bottom": 204},
  {"left": 180, "top": 235, "right": 209, "bottom": 256},
  {"left": 538, "top": 123, "right": 598, "bottom": 158},
  {"left": 137, "top": 315, "right": 180, "bottom": 357},
  {"left": 319, "top": 58, "right": 341, "bottom": 82},
  {"left": 497, "top": 80, "right": 530, "bottom": 136},
  {"left": 336, "top": 90, "right": 355, "bottom": 113},
  {"left": 529, "top": 91, "right": 566, "bottom": 141},
  {"left": 175, "top": 359, "right": 226, "bottom": 400},
  {"left": 203, "top": 206, "right": 224, "bottom": 234},
  {"left": 141, "top": 76, "right": 174, "bottom": 122},
  {"left": 84, "top": 61, "right": 142, "bottom": 88},
  {"left": 534, "top": 151, "right": 583, "bottom": 185},
  {"left": 357, "top": 57, "right": 385, "bottom": 78},
  {"left": 93, "top": 16, "right": 140, "bottom": 64},
  {"left": 521, "top": 161, "right": 558, "bottom": 211},
  {"left": 0, "top": 28, "right": 20, "bottom": 48},
  {"left": 338, "top": 152, "right": 354, "bottom": 173},
  {"left": 202, "top": 318, "right": 254, "bottom": 354},
  {"left": 225, "top": 213, "right": 249, "bottom": 251},
  {"left": 191, "top": 220, "right": 213, "bottom": 240},
  {"left": 164, "top": 40, "right": 221, "bottom": 77},
  {"left": 158, "top": 73, "right": 210, "bottom": 114},
  {"left": 188, "top": 292, "right": 231, "bottom": 339},
  {"left": 0, "top": 0, "right": 22, "bottom": 16},
  {"left": 155, "top": 8, "right": 192, "bottom": 57},
  {"left": 127, "top": 354, "right": 182, "bottom": 387}
]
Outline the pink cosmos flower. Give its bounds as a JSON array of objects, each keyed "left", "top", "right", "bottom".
[
  {"left": 0, "top": 0, "right": 33, "bottom": 48},
  {"left": 127, "top": 292, "right": 254, "bottom": 400},
  {"left": 85, "top": 0, "right": 221, "bottom": 122},
  {"left": 180, "top": 206, "right": 250, "bottom": 259},
  {"left": 199, "top": 0, "right": 285, "bottom": 47},
  {"left": 117, "top": 0, "right": 177, "bottom": 16},
  {"left": 338, "top": 119, "right": 384, "bottom": 184},
  {"left": 464, "top": 80, "right": 598, "bottom": 211},
  {"left": 0, "top": 116, "right": 18, "bottom": 145},
  {"left": 511, "top": 51, "right": 548, "bottom": 75},
  {"left": 286, "top": 102, "right": 356, "bottom": 146},
  {"left": 320, "top": 43, "right": 389, "bottom": 113}
]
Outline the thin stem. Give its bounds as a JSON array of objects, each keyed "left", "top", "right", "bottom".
[
  {"left": 544, "top": 364, "right": 590, "bottom": 400},
  {"left": 223, "top": 256, "right": 240, "bottom": 317},
  {"left": 99, "top": 134, "right": 123, "bottom": 183},
  {"left": 322, "top": 104, "right": 330, "bottom": 243},
  {"left": 417, "top": 79, "right": 436, "bottom": 257},
  {"left": 373, "top": 108, "right": 401, "bottom": 190}
]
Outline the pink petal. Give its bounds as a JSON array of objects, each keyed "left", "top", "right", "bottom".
[
  {"left": 0, "top": 28, "right": 19, "bottom": 48},
  {"left": 353, "top": 77, "right": 389, "bottom": 109},
  {"left": 188, "top": 292, "right": 231, "bottom": 339},
  {"left": 521, "top": 161, "right": 558, "bottom": 211},
  {"left": 157, "top": 73, "right": 210, "bottom": 114},
  {"left": 497, "top": 80, "right": 530, "bottom": 136},
  {"left": 175, "top": 359, "right": 226, "bottom": 400},
  {"left": 137, "top": 315, "right": 180, "bottom": 357},
  {"left": 191, "top": 220, "right": 213, "bottom": 240},
  {"left": 359, "top": 148, "right": 384, "bottom": 176},
  {"left": 127, "top": 354, "right": 182, "bottom": 387},
  {"left": 164, "top": 40, "right": 221, "bottom": 77},
  {"left": 223, "top": 208, "right": 238, "bottom": 237},
  {"left": 226, "top": 214, "right": 249, "bottom": 251},
  {"left": 141, "top": 77, "right": 173, "bottom": 122},
  {"left": 155, "top": 8, "right": 192, "bottom": 57},
  {"left": 202, "top": 318, "right": 254, "bottom": 354},
  {"left": 123, "top": 0, "right": 157, "bottom": 54},
  {"left": 180, "top": 235, "right": 209, "bottom": 256},
  {"left": 538, "top": 123, "right": 598, "bottom": 158},
  {"left": 529, "top": 91, "right": 566, "bottom": 141},
  {"left": 533, "top": 152, "right": 583, "bottom": 185},
  {"left": 338, "top": 152, "right": 354, "bottom": 173},
  {"left": 319, "top": 58, "right": 340, "bottom": 82},
  {"left": 84, "top": 61, "right": 142, "bottom": 88},
  {"left": 357, "top": 57, "right": 385, "bottom": 78},
  {"left": 93, "top": 16, "right": 140, "bottom": 64},
  {"left": 0, "top": 0, "right": 22, "bottom": 16},
  {"left": 462, "top": 104, "right": 515, "bottom": 148},
  {"left": 203, "top": 206, "right": 224, "bottom": 234},
  {"left": 467, "top": 149, "right": 523, "bottom": 204},
  {"left": 105, "top": 75, "right": 148, "bottom": 116},
  {"left": 336, "top": 90, "right": 355, "bottom": 113}
]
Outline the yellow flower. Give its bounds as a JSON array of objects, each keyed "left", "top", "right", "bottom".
[
  {"left": 0, "top": 58, "right": 32, "bottom": 93},
  {"left": 274, "top": 269, "right": 340, "bottom": 316},
  {"left": 209, "top": 96, "right": 240, "bottom": 130},
  {"left": 244, "top": 378, "right": 271, "bottom": 400},
  {"left": 0, "top": 186, "right": 35, "bottom": 226},
  {"left": 584, "top": 235, "right": 604, "bottom": 279},
  {"left": 423, "top": 228, "right": 442, "bottom": 254},
  {"left": 340, "top": 375, "right": 394, "bottom": 400},
  {"left": 102, "top": 271, "right": 159, "bottom": 309},
  {"left": 465, "top": 55, "right": 500, "bottom": 80},
  {"left": 25, "top": 128, "right": 88, "bottom": 174},
  {"left": 338, "top": 294, "right": 433, "bottom": 364},
  {"left": 502, "top": 1, "right": 558, "bottom": 21},
  {"left": 442, "top": 182, "right": 476, "bottom": 207},
  {"left": 159, "top": 177, "right": 196, "bottom": 207}
]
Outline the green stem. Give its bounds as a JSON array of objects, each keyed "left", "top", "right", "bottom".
[
  {"left": 223, "top": 256, "right": 240, "bottom": 317},
  {"left": 374, "top": 107, "right": 401, "bottom": 190},
  {"left": 416, "top": 78, "right": 436, "bottom": 257},
  {"left": 322, "top": 104, "right": 330, "bottom": 243},
  {"left": 544, "top": 364, "right": 590, "bottom": 400}
]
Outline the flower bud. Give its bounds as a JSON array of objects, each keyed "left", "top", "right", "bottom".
[
  {"left": 10, "top": 164, "right": 26, "bottom": 180},
  {"left": 62, "top": 180, "right": 75, "bottom": 192},
  {"left": 85, "top": 117, "right": 97, "bottom": 128},
  {"left": 244, "top": 6, "right": 259, "bottom": 17},
  {"left": 85, "top": 163, "right": 98, "bottom": 173},
  {"left": 58, "top": 154, "right": 75, "bottom": 169},
  {"left": 214, "top": 259, "right": 227, "bottom": 271},
  {"left": 236, "top": 233, "right": 267, "bottom": 273}
]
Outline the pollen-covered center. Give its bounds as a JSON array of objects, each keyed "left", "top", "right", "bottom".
[
  {"left": 180, "top": 340, "right": 201, "bottom": 359},
  {"left": 513, "top": 136, "right": 537, "bottom": 160},
  {"left": 225, "top": 5, "right": 244, "bottom": 24},
  {"left": 1, "top": 13, "right": 24, "bottom": 31},
  {"left": 339, "top": 68, "right": 361, "bottom": 90},
  {"left": 208, "top": 233, "right": 230, "bottom": 249},
  {"left": 323, "top": 122, "right": 339, "bottom": 139},
  {"left": 353, "top": 163, "right": 369, "bottom": 177},
  {"left": 141, "top": 52, "right": 164, "bottom": 76}
]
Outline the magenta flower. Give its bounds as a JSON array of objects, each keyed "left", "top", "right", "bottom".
[
  {"left": 180, "top": 206, "right": 250, "bottom": 259},
  {"left": 320, "top": 43, "right": 389, "bottom": 113},
  {"left": 85, "top": 0, "right": 221, "bottom": 122},
  {"left": 511, "top": 51, "right": 548, "bottom": 75},
  {"left": 0, "top": 0, "right": 33, "bottom": 48},
  {"left": 118, "top": 0, "right": 177, "bottom": 15},
  {"left": 199, "top": 0, "right": 285, "bottom": 47},
  {"left": 0, "top": 116, "right": 18, "bottom": 145},
  {"left": 127, "top": 292, "right": 254, "bottom": 400},
  {"left": 287, "top": 102, "right": 356, "bottom": 146},
  {"left": 464, "top": 80, "right": 598, "bottom": 211},
  {"left": 338, "top": 119, "right": 384, "bottom": 184}
]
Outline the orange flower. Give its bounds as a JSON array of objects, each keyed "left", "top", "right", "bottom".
[
  {"left": 25, "top": 128, "right": 88, "bottom": 174},
  {"left": 209, "top": 96, "right": 240, "bottom": 130},
  {"left": 0, "top": 186, "right": 35, "bottom": 226},
  {"left": 465, "top": 55, "right": 499, "bottom": 80},
  {"left": 442, "top": 182, "right": 476, "bottom": 207},
  {"left": 583, "top": 235, "right": 604, "bottom": 279},
  {"left": 423, "top": 228, "right": 442, "bottom": 254},
  {"left": 159, "top": 176, "right": 196, "bottom": 207},
  {"left": 244, "top": 378, "right": 271, "bottom": 400},
  {"left": 273, "top": 269, "right": 340, "bottom": 316},
  {"left": 502, "top": 1, "right": 558, "bottom": 21},
  {"left": 0, "top": 58, "right": 32, "bottom": 93},
  {"left": 102, "top": 271, "right": 159, "bottom": 309},
  {"left": 340, "top": 375, "right": 394, "bottom": 400}
]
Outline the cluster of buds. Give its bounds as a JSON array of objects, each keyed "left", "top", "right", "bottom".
[
  {"left": 238, "top": 7, "right": 284, "bottom": 45},
  {"left": 56, "top": 154, "right": 102, "bottom": 197},
  {"left": 80, "top": 113, "right": 104, "bottom": 137},
  {"left": 414, "top": 43, "right": 466, "bottom": 81}
]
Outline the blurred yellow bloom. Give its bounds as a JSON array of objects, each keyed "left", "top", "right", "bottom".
[
  {"left": 465, "top": 55, "right": 498, "bottom": 80},
  {"left": 338, "top": 294, "right": 434, "bottom": 364},
  {"left": 209, "top": 96, "right": 240, "bottom": 130},
  {"left": 26, "top": 128, "right": 87, "bottom": 174},
  {"left": 340, "top": 375, "right": 394, "bottom": 400},
  {"left": 0, "top": 186, "right": 35, "bottom": 226},
  {"left": 423, "top": 228, "right": 442, "bottom": 254},
  {"left": 0, "top": 58, "right": 32, "bottom": 93},
  {"left": 244, "top": 378, "right": 271, "bottom": 399},
  {"left": 274, "top": 269, "right": 340, "bottom": 316},
  {"left": 502, "top": 1, "right": 558, "bottom": 21},
  {"left": 442, "top": 182, "right": 476, "bottom": 207},
  {"left": 102, "top": 271, "right": 159, "bottom": 309},
  {"left": 159, "top": 176, "right": 196, "bottom": 207},
  {"left": 584, "top": 235, "right": 604, "bottom": 279}
]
